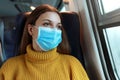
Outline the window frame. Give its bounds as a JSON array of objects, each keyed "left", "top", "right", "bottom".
[
  {"left": 86, "top": 0, "right": 120, "bottom": 80},
  {"left": 94, "top": 0, "right": 120, "bottom": 27}
]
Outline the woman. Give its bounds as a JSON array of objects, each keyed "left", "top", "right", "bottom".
[{"left": 0, "top": 4, "right": 89, "bottom": 80}]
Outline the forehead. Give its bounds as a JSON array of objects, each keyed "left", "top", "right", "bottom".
[{"left": 36, "top": 12, "right": 61, "bottom": 23}]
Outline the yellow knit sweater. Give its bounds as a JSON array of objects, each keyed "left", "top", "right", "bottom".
[{"left": 0, "top": 45, "right": 89, "bottom": 80}]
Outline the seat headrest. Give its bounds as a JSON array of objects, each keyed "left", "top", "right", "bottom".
[
  {"left": 15, "top": 12, "right": 31, "bottom": 30},
  {"left": 2, "top": 12, "right": 31, "bottom": 60},
  {"left": 60, "top": 12, "right": 84, "bottom": 66}
]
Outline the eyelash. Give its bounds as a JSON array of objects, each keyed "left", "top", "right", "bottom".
[
  {"left": 43, "top": 22, "right": 50, "bottom": 27},
  {"left": 42, "top": 22, "right": 62, "bottom": 30},
  {"left": 57, "top": 25, "right": 62, "bottom": 29}
]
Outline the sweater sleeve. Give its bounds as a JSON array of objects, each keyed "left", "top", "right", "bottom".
[
  {"left": 70, "top": 56, "right": 89, "bottom": 80},
  {"left": 0, "top": 60, "right": 9, "bottom": 80},
  {"left": 0, "top": 58, "right": 17, "bottom": 80},
  {"left": 0, "top": 69, "right": 4, "bottom": 80}
]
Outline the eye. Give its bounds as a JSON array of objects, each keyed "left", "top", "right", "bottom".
[
  {"left": 43, "top": 22, "right": 50, "bottom": 27},
  {"left": 57, "top": 24, "right": 62, "bottom": 30}
]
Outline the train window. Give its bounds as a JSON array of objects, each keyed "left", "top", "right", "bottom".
[
  {"left": 98, "top": 0, "right": 120, "bottom": 14},
  {"left": 103, "top": 26, "right": 120, "bottom": 79},
  {"left": 60, "top": 6, "right": 66, "bottom": 12},
  {"left": 87, "top": 0, "right": 120, "bottom": 80}
]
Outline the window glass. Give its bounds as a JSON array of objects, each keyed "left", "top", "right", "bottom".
[
  {"left": 103, "top": 26, "right": 120, "bottom": 79},
  {"left": 60, "top": 6, "right": 66, "bottom": 12},
  {"left": 99, "top": 0, "right": 120, "bottom": 14}
]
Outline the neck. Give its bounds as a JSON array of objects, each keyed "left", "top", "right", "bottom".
[
  {"left": 25, "top": 44, "right": 59, "bottom": 62},
  {"left": 32, "top": 40, "right": 43, "bottom": 52}
]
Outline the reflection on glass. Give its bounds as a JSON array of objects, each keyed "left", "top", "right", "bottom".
[
  {"left": 103, "top": 26, "right": 120, "bottom": 80},
  {"left": 60, "top": 6, "right": 66, "bottom": 12},
  {"left": 99, "top": 0, "right": 120, "bottom": 14}
]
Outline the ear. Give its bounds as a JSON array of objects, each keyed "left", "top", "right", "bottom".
[{"left": 28, "top": 24, "right": 33, "bottom": 36}]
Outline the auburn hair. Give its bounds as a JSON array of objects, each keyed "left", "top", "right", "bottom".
[{"left": 19, "top": 4, "right": 71, "bottom": 54}]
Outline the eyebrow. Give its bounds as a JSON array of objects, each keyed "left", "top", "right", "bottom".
[{"left": 42, "top": 19, "right": 61, "bottom": 24}]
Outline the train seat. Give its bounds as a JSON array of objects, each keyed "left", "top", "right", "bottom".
[
  {"left": 0, "top": 12, "right": 30, "bottom": 65},
  {"left": 61, "top": 12, "right": 84, "bottom": 66},
  {"left": 0, "top": 11, "right": 85, "bottom": 67}
]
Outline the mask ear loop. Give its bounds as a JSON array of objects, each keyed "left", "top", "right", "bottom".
[
  {"left": 35, "top": 26, "right": 49, "bottom": 51},
  {"left": 30, "top": 25, "right": 40, "bottom": 44},
  {"left": 31, "top": 25, "right": 40, "bottom": 36}
]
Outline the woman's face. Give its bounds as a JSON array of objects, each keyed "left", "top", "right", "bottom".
[
  {"left": 28, "top": 12, "right": 62, "bottom": 51},
  {"left": 28, "top": 11, "right": 62, "bottom": 40}
]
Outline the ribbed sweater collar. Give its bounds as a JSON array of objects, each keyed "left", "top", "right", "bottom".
[{"left": 25, "top": 44, "right": 59, "bottom": 63}]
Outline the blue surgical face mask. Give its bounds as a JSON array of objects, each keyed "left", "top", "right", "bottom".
[{"left": 36, "top": 26, "right": 62, "bottom": 51}]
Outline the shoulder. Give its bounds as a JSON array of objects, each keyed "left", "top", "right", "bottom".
[
  {"left": 59, "top": 54, "right": 89, "bottom": 79},
  {"left": 0, "top": 55, "right": 24, "bottom": 71},
  {"left": 60, "top": 54, "right": 80, "bottom": 61},
  {"left": 4, "top": 55, "right": 24, "bottom": 64},
  {"left": 59, "top": 54, "right": 82, "bottom": 66}
]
